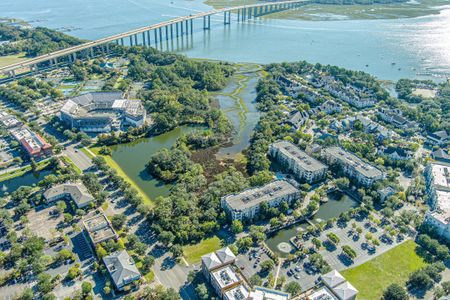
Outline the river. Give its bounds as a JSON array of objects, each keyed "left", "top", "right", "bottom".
[{"left": 1, "top": 0, "right": 449, "bottom": 81}]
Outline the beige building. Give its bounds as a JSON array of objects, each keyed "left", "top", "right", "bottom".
[
  {"left": 221, "top": 180, "right": 300, "bottom": 221},
  {"left": 322, "top": 147, "right": 385, "bottom": 187},
  {"left": 269, "top": 141, "right": 328, "bottom": 184}
]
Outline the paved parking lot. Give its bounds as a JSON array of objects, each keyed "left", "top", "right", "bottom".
[{"left": 27, "top": 206, "right": 64, "bottom": 240}]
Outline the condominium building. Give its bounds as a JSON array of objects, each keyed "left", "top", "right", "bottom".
[
  {"left": 269, "top": 141, "right": 328, "bottom": 184},
  {"left": 201, "top": 248, "right": 290, "bottom": 300},
  {"left": 10, "top": 127, "right": 52, "bottom": 158},
  {"left": 221, "top": 180, "right": 300, "bottom": 221},
  {"left": 43, "top": 182, "right": 95, "bottom": 208},
  {"left": 321, "top": 147, "right": 385, "bottom": 187},
  {"left": 60, "top": 92, "right": 146, "bottom": 133},
  {"left": 424, "top": 163, "right": 450, "bottom": 241}
]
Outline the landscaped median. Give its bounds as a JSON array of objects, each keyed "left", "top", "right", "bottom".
[
  {"left": 341, "top": 240, "right": 427, "bottom": 300},
  {"left": 89, "top": 146, "right": 154, "bottom": 206}
]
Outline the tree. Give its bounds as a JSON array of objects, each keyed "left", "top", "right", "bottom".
[
  {"left": 20, "top": 288, "right": 34, "bottom": 300},
  {"left": 142, "top": 256, "right": 155, "bottom": 273},
  {"left": 260, "top": 260, "right": 275, "bottom": 273},
  {"left": 37, "top": 273, "right": 54, "bottom": 294},
  {"left": 341, "top": 245, "right": 357, "bottom": 260},
  {"left": 81, "top": 281, "right": 93, "bottom": 295},
  {"left": 111, "top": 214, "right": 127, "bottom": 230},
  {"left": 231, "top": 220, "right": 244, "bottom": 234},
  {"left": 249, "top": 274, "right": 263, "bottom": 286},
  {"left": 195, "top": 283, "right": 209, "bottom": 300},
  {"left": 382, "top": 283, "right": 408, "bottom": 300},
  {"left": 408, "top": 269, "right": 434, "bottom": 290},
  {"left": 284, "top": 281, "right": 302, "bottom": 297}
]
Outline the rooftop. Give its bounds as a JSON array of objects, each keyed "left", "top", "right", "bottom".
[
  {"left": 103, "top": 250, "right": 141, "bottom": 288},
  {"left": 211, "top": 266, "right": 240, "bottom": 289},
  {"left": 322, "top": 269, "right": 346, "bottom": 288},
  {"left": 83, "top": 213, "right": 117, "bottom": 244},
  {"left": 224, "top": 284, "right": 250, "bottom": 300},
  {"left": 271, "top": 140, "right": 327, "bottom": 172},
  {"left": 430, "top": 190, "right": 450, "bottom": 224},
  {"left": 201, "top": 247, "right": 236, "bottom": 270},
  {"left": 429, "top": 163, "right": 450, "bottom": 190},
  {"left": 249, "top": 286, "right": 290, "bottom": 300},
  {"left": 223, "top": 180, "right": 298, "bottom": 212},
  {"left": 43, "top": 182, "right": 95, "bottom": 208},
  {"left": 333, "top": 282, "right": 358, "bottom": 300},
  {"left": 308, "top": 287, "right": 339, "bottom": 300},
  {"left": 323, "top": 147, "right": 384, "bottom": 179}
]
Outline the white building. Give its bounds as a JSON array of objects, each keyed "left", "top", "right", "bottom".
[
  {"left": 424, "top": 163, "right": 450, "bottom": 241},
  {"left": 269, "top": 141, "right": 328, "bottom": 184},
  {"left": 103, "top": 250, "right": 141, "bottom": 291},
  {"left": 309, "top": 270, "right": 358, "bottom": 300},
  {"left": 60, "top": 92, "right": 146, "bottom": 133},
  {"left": 221, "top": 180, "right": 300, "bottom": 221},
  {"left": 249, "top": 286, "right": 290, "bottom": 300},
  {"left": 322, "top": 147, "right": 385, "bottom": 187}
]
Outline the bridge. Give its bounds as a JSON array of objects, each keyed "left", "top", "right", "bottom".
[{"left": 0, "top": 0, "right": 309, "bottom": 79}]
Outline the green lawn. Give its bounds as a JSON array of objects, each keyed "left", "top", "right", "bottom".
[
  {"left": 60, "top": 156, "right": 82, "bottom": 174},
  {"left": 341, "top": 240, "right": 427, "bottom": 300},
  {"left": 90, "top": 147, "right": 153, "bottom": 206},
  {"left": 0, "top": 53, "right": 27, "bottom": 68},
  {"left": 183, "top": 236, "right": 223, "bottom": 264}
]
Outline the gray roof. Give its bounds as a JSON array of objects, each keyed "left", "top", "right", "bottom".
[
  {"left": 43, "top": 182, "right": 95, "bottom": 208},
  {"left": 271, "top": 140, "right": 327, "bottom": 172},
  {"left": 333, "top": 281, "right": 358, "bottom": 300},
  {"left": 323, "top": 147, "right": 384, "bottom": 179},
  {"left": 223, "top": 180, "right": 299, "bottom": 211},
  {"left": 322, "top": 269, "right": 346, "bottom": 288},
  {"left": 432, "top": 149, "right": 450, "bottom": 161},
  {"left": 103, "top": 250, "right": 141, "bottom": 288}
]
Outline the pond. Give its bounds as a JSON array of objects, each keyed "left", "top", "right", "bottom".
[
  {"left": 265, "top": 191, "right": 359, "bottom": 257},
  {"left": 0, "top": 169, "right": 53, "bottom": 197},
  {"left": 108, "top": 125, "right": 204, "bottom": 201}
]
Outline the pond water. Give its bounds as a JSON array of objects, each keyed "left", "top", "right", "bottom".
[
  {"left": 0, "top": 169, "right": 53, "bottom": 197},
  {"left": 108, "top": 126, "right": 204, "bottom": 200},
  {"left": 265, "top": 191, "right": 359, "bottom": 257}
]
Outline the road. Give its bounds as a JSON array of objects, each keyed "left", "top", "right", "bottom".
[{"left": 63, "top": 144, "right": 92, "bottom": 171}]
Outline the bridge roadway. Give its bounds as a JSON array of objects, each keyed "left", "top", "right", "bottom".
[{"left": 0, "top": 0, "right": 308, "bottom": 76}]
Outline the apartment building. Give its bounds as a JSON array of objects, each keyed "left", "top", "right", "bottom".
[
  {"left": 322, "top": 147, "right": 385, "bottom": 187},
  {"left": 269, "top": 140, "right": 328, "bottom": 184},
  {"left": 221, "top": 180, "right": 300, "bottom": 221}
]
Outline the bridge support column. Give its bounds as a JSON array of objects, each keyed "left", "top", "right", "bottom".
[
  {"left": 185, "top": 20, "right": 189, "bottom": 35},
  {"left": 176, "top": 22, "right": 179, "bottom": 37},
  {"left": 159, "top": 27, "right": 163, "bottom": 42},
  {"left": 129, "top": 36, "right": 133, "bottom": 46},
  {"left": 154, "top": 29, "right": 158, "bottom": 44},
  {"left": 237, "top": 9, "right": 240, "bottom": 22},
  {"left": 71, "top": 53, "right": 76, "bottom": 62},
  {"left": 170, "top": 24, "right": 174, "bottom": 39},
  {"left": 120, "top": 38, "right": 124, "bottom": 46},
  {"left": 190, "top": 19, "right": 193, "bottom": 34},
  {"left": 134, "top": 34, "right": 138, "bottom": 46},
  {"left": 147, "top": 31, "right": 151, "bottom": 46},
  {"left": 142, "top": 32, "right": 146, "bottom": 45},
  {"left": 181, "top": 21, "right": 184, "bottom": 36},
  {"left": 165, "top": 26, "right": 169, "bottom": 40}
]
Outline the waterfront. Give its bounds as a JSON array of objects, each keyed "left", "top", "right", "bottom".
[
  {"left": 0, "top": 0, "right": 449, "bottom": 80},
  {"left": 0, "top": 169, "right": 52, "bottom": 197},
  {"left": 108, "top": 126, "right": 204, "bottom": 201},
  {"left": 265, "top": 191, "right": 360, "bottom": 257}
]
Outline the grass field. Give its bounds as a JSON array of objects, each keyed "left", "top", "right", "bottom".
[
  {"left": 0, "top": 53, "right": 27, "bottom": 68},
  {"left": 60, "top": 156, "right": 82, "bottom": 174},
  {"left": 90, "top": 147, "right": 154, "bottom": 206},
  {"left": 183, "top": 236, "right": 223, "bottom": 264},
  {"left": 341, "top": 240, "right": 427, "bottom": 300}
]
